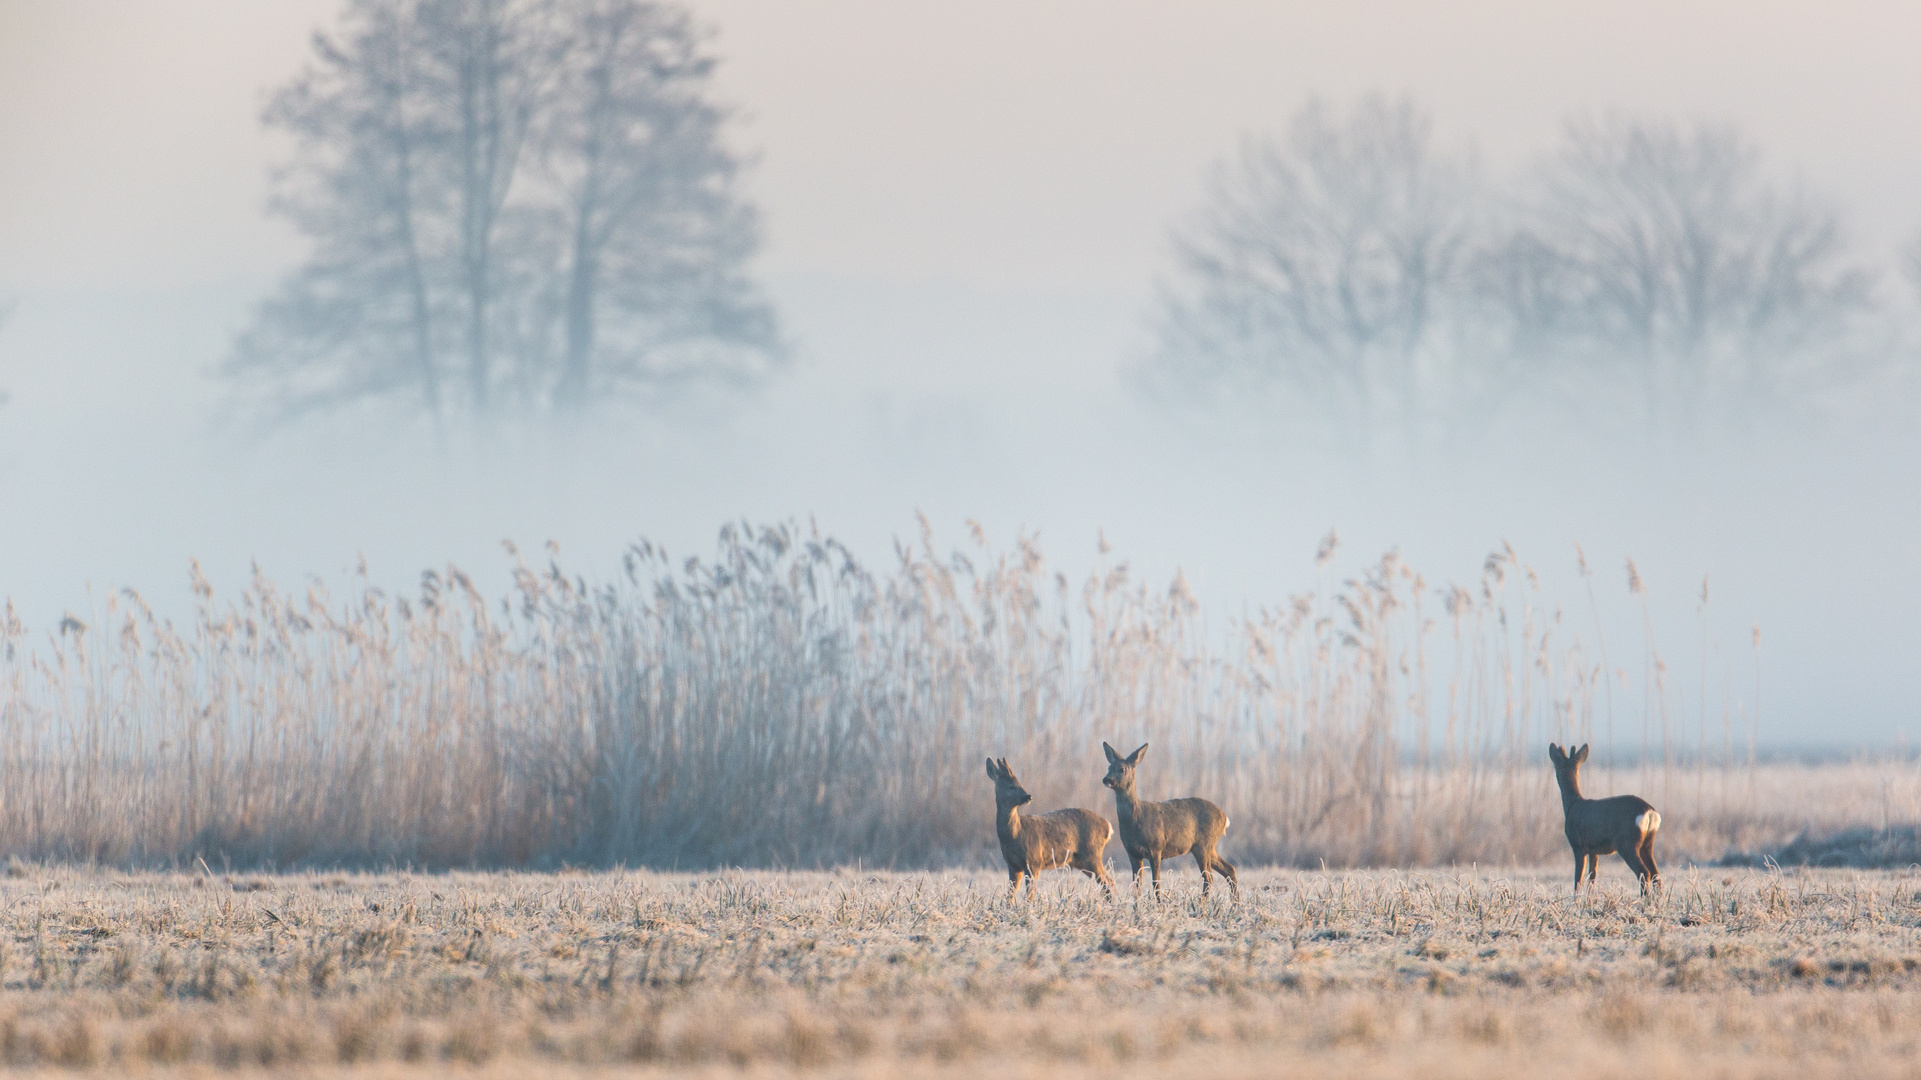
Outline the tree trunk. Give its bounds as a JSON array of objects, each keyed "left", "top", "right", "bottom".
[
  {"left": 460, "top": 53, "right": 490, "bottom": 415},
  {"left": 560, "top": 215, "right": 597, "bottom": 410},
  {"left": 387, "top": 79, "right": 440, "bottom": 420},
  {"left": 457, "top": 7, "right": 506, "bottom": 417},
  {"left": 558, "top": 75, "right": 608, "bottom": 412}
]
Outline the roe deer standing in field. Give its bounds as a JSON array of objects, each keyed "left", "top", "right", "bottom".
[
  {"left": 1101, "top": 742, "right": 1238, "bottom": 903},
  {"left": 986, "top": 757, "right": 1115, "bottom": 899},
  {"left": 1549, "top": 742, "right": 1661, "bottom": 895}
]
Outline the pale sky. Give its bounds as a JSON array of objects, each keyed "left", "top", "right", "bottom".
[
  {"left": 0, "top": 1, "right": 1918, "bottom": 745},
  {"left": 4, "top": 1, "right": 1921, "bottom": 293}
]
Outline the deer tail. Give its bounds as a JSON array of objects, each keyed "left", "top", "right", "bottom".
[{"left": 1637, "top": 809, "right": 1661, "bottom": 836}]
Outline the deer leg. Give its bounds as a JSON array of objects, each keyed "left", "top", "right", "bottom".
[
  {"left": 1007, "top": 868, "right": 1024, "bottom": 901},
  {"left": 1074, "top": 856, "right": 1111, "bottom": 897},
  {"left": 1194, "top": 849, "right": 1212, "bottom": 897},
  {"left": 1148, "top": 852, "right": 1163, "bottom": 902},
  {"left": 1090, "top": 857, "right": 1115, "bottom": 897},
  {"left": 1213, "top": 853, "right": 1239, "bottom": 902},
  {"left": 1639, "top": 836, "right": 1660, "bottom": 889},
  {"left": 1127, "top": 852, "right": 1144, "bottom": 895},
  {"left": 1618, "top": 846, "right": 1650, "bottom": 894},
  {"left": 1587, "top": 854, "right": 1599, "bottom": 884},
  {"left": 1572, "top": 850, "right": 1585, "bottom": 895}
]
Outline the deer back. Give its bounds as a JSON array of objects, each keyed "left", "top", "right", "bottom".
[
  {"left": 1568, "top": 794, "right": 1659, "bottom": 848},
  {"left": 1125, "top": 796, "right": 1227, "bottom": 858},
  {"left": 1015, "top": 808, "right": 1110, "bottom": 870}
]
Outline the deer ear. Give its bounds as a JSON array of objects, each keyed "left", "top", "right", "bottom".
[
  {"left": 998, "top": 758, "right": 1015, "bottom": 782},
  {"left": 1103, "top": 742, "right": 1121, "bottom": 765},
  {"left": 1129, "top": 743, "right": 1149, "bottom": 764},
  {"left": 1548, "top": 743, "right": 1563, "bottom": 763},
  {"left": 985, "top": 757, "right": 1000, "bottom": 780},
  {"left": 1574, "top": 744, "right": 1590, "bottom": 764}
]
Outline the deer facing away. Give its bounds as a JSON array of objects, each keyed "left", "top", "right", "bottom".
[
  {"left": 1101, "top": 742, "right": 1238, "bottom": 902},
  {"left": 1549, "top": 742, "right": 1661, "bottom": 895},
  {"left": 986, "top": 757, "right": 1115, "bottom": 899}
]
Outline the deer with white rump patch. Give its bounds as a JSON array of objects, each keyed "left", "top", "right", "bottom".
[
  {"left": 986, "top": 757, "right": 1116, "bottom": 899},
  {"left": 1549, "top": 742, "right": 1661, "bottom": 895},
  {"left": 1101, "top": 741, "right": 1238, "bottom": 903}
]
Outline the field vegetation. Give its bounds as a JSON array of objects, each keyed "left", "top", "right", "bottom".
[
  {"left": 1, "top": 521, "right": 1918, "bottom": 1075},
  {"left": 1, "top": 520, "right": 1903, "bottom": 873},
  {"left": 0, "top": 865, "right": 1917, "bottom": 1076}
]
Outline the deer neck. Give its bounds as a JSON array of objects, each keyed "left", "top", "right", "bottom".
[
  {"left": 1555, "top": 768, "right": 1585, "bottom": 814},
  {"left": 996, "top": 801, "right": 1023, "bottom": 843},
  {"left": 1110, "top": 784, "right": 1143, "bottom": 823}
]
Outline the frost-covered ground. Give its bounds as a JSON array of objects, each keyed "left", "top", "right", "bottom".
[{"left": 0, "top": 864, "right": 1919, "bottom": 1076}]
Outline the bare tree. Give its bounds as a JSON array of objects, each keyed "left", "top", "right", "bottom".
[
  {"left": 1149, "top": 96, "right": 1478, "bottom": 438},
  {"left": 228, "top": 0, "right": 449, "bottom": 420},
  {"left": 227, "top": 0, "right": 778, "bottom": 427},
  {"left": 533, "top": 0, "right": 775, "bottom": 411},
  {"left": 1490, "top": 116, "right": 1874, "bottom": 429},
  {"left": 426, "top": 0, "right": 553, "bottom": 417}
]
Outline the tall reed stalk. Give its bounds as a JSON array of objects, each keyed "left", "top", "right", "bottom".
[{"left": 0, "top": 519, "right": 1886, "bottom": 870}]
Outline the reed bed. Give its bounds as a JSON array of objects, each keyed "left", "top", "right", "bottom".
[{"left": 0, "top": 518, "right": 1901, "bottom": 870}]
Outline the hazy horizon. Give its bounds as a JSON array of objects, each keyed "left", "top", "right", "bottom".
[{"left": 2, "top": 0, "right": 1918, "bottom": 748}]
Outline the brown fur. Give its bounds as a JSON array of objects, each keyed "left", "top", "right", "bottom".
[
  {"left": 1549, "top": 742, "right": 1662, "bottom": 896},
  {"left": 1101, "top": 742, "right": 1238, "bottom": 903},
  {"left": 986, "top": 757, "right": 1115, "bottom": 899}
]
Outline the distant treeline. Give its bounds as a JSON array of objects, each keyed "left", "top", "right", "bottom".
[
  {"left": 226, "top": 4, "right": 1921, "bottom": 440},
  {"left": 1149, "top": 97, "right": 1921, "bottom": 442}
]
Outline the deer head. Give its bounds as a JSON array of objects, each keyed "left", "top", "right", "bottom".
[
  {"left": 1548, "top": 742, "right": 1591, "bottom": 788},
  {"left": 985, "top": 757, "right": 1034, "bottom": 808},
  {"left": 1101, "top": 741, "right": 1148, "bottom": 795},
  {"left": 1548, "top": 742, "right": 1591, "bottom": 769}
]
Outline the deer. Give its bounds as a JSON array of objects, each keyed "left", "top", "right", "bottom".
[
  {"left": 1548, "top": 742, "right": 1661, "bottom": 896},
  {"left": 1100, "top": 742, "right": 1238, "bottom": 903},
  {"left": 985, "top": 757, "right": 1116, "bottom": 899}
]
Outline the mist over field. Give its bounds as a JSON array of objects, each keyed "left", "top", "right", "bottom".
[
  {"left": 1, "top": 0, "right": 1918, "bottom": 762},
  {"left": 5, "top": 277, "right": 1919, "bottom": 753}
]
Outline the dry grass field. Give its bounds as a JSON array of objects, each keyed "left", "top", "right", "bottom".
[{"left": 1, "top": 862, "right": 1920, "bottom": 1077}]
